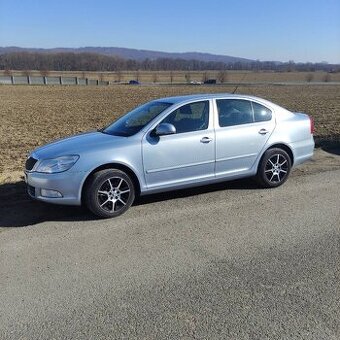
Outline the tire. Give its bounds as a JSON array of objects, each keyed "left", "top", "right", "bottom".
[
  {"left": 256, "top": 148, "right": 291, "bottom": 188},
  {"left": 84, "top": 169, "right": 135, "bottom": 218}
]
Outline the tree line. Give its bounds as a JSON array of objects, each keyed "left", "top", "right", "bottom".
[{"left": 0, "top": 52, "right": 338, "bottom": 73}]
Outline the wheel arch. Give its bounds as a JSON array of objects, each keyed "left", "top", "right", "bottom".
[
  {"left": 259, "top": 143, "right": 294, "bottom": 169},
  {"left": 81, "top": 163, "right": 141, "bottom": 205}
]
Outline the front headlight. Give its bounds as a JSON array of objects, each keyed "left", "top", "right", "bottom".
[{"left": 35, "top": 155, "right": 79, "bottom": 173}]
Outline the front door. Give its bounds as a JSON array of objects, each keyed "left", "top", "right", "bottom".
[{"left": 142, "top": 100, "right": 215, "bottom": 189}]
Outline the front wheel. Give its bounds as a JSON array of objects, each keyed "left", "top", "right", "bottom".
[
  {"left": 256, "top": 148, "right": 291, "bottom": 188},
  {"left": 84, "top": 169, "right": 135, "bottom": 218}
]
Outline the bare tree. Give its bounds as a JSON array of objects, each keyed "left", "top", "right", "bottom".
[
  {"left": 217, "top": 70, "right": 228, "bottom": 83},
  {"left": 4, "top": 68, "right": 12, "bottom": 76},
  {"left": 287, "top": 60, "right": 295, "bottom": 72},
  {"left": 135, "top": 70, "right": 140, "bottom": 82},
  {"left": 115, "top": 70, "right": 122, "bottom": 82},
  {"left": 323, "top": 73, "right": 331, "bottom": 82},
  {"left": 202, "top": 72, "right": 209, "bottom": 83},
  {"left": 99, "top": 72, "right": 105, "bottom": 82},
  {"left": 22, "top": 69, "right": 31, "bottom": 77},
  {"left": 40, "top": 69, "right": 50, "bottom": 77},
  {"left": 306, "top": 73, "right": 314, "bottom": 82},
  {"left": 152, "top": 72, "right": 158, "bottom": 83},
  {"left": 170, "top": 70, "right": 174, "bottom": 84},
  {"left": 1, "top": 51, "right": 337, "bottom": 74},
  {"left": 22, "top": 69, "right": 32, "bottom": 84}
]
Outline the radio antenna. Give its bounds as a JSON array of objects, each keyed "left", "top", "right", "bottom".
[{"left": 232, "top": 72, "right": 248, "bottom": 94}]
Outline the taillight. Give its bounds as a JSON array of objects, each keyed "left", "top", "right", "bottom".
[{"left": 309, "top": 116, "right": 315, "bottom": 134}]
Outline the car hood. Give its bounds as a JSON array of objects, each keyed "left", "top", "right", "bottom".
[{"left": 32, "top": 131, "right": 124, "bottom": 159}]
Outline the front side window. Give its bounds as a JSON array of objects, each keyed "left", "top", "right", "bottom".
[
  {"left": 103, "top": 101, "right": 172, "bottom": 136},
  {"left": 217, "top": 99, "right": 253, "bottom": 127},
  {"left": 162, "top": 101, "right": 209, "bottom": 134}
]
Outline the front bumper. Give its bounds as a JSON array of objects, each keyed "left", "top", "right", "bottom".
[{"left": 25, "top": 170, "right": 88, "bottom": 206}]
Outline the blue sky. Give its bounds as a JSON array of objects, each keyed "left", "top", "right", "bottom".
[{"left": 0, "top": 0, "right": 339, "bottom": 63}]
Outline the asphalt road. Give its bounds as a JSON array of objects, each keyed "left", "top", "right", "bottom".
[{"left": 0, "top": 149, "right": 339, "bottom": 339}]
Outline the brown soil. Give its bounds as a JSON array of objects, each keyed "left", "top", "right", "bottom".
[{"left": 0, "top": 84, "right": 339, "bottom": 184}]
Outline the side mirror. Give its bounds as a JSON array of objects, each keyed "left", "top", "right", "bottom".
[{"left": 152, "top": 123, "right": 176, "bottom": 136}]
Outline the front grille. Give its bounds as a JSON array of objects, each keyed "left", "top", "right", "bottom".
[
  {"left": 25, "top": 157, "right": 38, "bottom": 171},
  {"left": 27, "top": 184, "right": 35, "bottom": 197}
]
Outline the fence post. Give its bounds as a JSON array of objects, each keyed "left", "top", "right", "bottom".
[
  {"left": 11, "top": 75, "right": 14, "bottom": 84},
  {"left": 59, "top": 76, "right": 63, "bottom": 85},
  {"left": 96, "top": 79, "right": 99, "bottom": 86},
  {"left": 43, "top": 76, "right": 47, "bottom": 85},
  {"left": 86, "top": 78, "right": 88, "bottom": 85},
  {"left": 75, "top": 77, "right": 79, "bottom": 85},
  {"left": 27, "top": 76, "right": 31, "bottom": 85}
]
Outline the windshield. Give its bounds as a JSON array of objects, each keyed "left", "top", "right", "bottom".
[{"left": 102, "top": 101, "right": 173, "bottom": 137}]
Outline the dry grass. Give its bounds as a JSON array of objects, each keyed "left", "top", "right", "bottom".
[{"left": 0, "top": 84, "right": 339, "bottom": 184}]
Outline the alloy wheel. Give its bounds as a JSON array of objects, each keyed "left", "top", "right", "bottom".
[
  {"left": 264, "top": 154, "right": 289, "bottom": 184},
  {"left": 97, "top": 177, "right": 131, "bottom": 213}
]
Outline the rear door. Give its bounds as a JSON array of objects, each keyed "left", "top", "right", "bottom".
[{"left": 214, "top": 99, "right": 275, "bottom": 177}]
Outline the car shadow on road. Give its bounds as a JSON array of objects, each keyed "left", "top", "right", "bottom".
[
  {"left": 0, "top": 178, "right": 258, "bottom": 228},
  {"left": 0, "top": 181, "right": 94, "bottom": 228},
  {"left": 316, "top": 138, "right": 340, "bottom": 156},
  {"left": 322, "top": 145, "right": 340, "bottom": 156},
  {"left": 134, "top": 178, "right": 258, "bottom": 206}
]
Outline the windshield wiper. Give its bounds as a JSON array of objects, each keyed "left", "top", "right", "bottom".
[{"left": 97, "top": 128, "right": 109, "bottom": 134}]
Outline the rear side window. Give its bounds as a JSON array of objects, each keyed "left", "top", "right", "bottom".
[
  {"left": 252, "top": 102, "right": 272, "bottom": 122},
  {"left": 217, "top": 99, "right": 253, "bottom": 127}
]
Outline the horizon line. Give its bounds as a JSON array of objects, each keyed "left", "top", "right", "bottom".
[{"left": 0, "top": 45, "right": 338, "bottom": 65}]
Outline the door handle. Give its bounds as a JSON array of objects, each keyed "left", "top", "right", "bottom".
[
  {"left": 258, "top": 129, "right": 269, "bottom": 135},
  {"left": 200, "top": 137, "right": 213, "bottom": 143}
]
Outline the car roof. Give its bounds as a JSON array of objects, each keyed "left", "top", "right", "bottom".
[
  {"left": 155, "top": 93, "right": 286, "bottom": 112},
  {"left": 157, "top": 93, "right": 269, "bottom": 105}
]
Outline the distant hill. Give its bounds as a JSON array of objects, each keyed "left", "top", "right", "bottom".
[{"left": 0, "top": 46, "right": 254, "bottom": 64}]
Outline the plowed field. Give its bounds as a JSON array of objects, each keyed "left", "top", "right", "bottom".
[{"left": 1, "top": 84, "right": 339, "bottom": 183}]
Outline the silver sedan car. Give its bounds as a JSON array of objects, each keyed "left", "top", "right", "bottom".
[{"left": 25, "top": 94, "right": 314, "bottom": 218}]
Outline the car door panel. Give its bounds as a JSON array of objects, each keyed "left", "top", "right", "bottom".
[
  {"left": 142, "top": 100, "right": 215, "bottom": 189},
  {"left": 215, "top": 122, "right": 274, "bottom": 176},
  {"left": 214, "top": 99, "right": 275, "bottom": 177},
  {"left": 143, "top": 131, "right": 215, "bottom": 188}
]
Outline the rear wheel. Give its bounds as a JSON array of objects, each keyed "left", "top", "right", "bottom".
[
  {"left": 85, "top": 169, "right": 135, "bottom": 218},
  {"left": 257, "top": 148, "right": 291, "bottom": 188}
]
